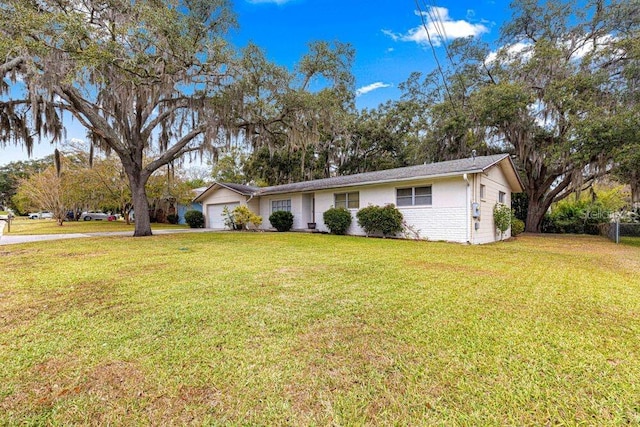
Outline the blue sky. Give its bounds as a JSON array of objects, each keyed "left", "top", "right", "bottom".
[{"left": 1, "top": 0, "right": 511, "bottom": 166}]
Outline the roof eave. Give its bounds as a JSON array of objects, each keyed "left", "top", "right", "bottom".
[
  {"left": 192, "top": 183, "right": 218, "bottom": 203},
  {"left": 493, "top": 155, "right": 525, "bottom": 193},
  {"left": 192, "top": 182, "right": 253, "bottom": 202},
  {"left": 216, "top": 182, "right": 255, "bottom": 196},
  {"left": 258, "top": 169, "right": 487, "bottom": 196}
]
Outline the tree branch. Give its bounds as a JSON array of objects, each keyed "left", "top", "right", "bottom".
[
  {"left": 143, "top": 124, "right": 207, "bottom": 176},
  {"left": 57, "top": 85, "right": 126, "bottom": 156},
  {"left": 0, "top": 56, "right": 26, "bottom": 75}
]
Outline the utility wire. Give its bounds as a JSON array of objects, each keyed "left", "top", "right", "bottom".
[
  {"left": 414, "top": 0, "right": 458, "bottom": 114},
  {"left": 419, "top": 0, "right": 481, "bottom": 122}
]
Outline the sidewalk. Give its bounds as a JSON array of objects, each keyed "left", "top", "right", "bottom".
[{"left": 0, "top": 225, "right": 215, "bottom": 246}]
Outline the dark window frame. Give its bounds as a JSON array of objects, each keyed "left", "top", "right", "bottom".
[
  {"left": 396, "top": 186, "right": 432, "bottom": 206},
  {"left": 334, "top": 191, "right": 360, "bottom": 209}
]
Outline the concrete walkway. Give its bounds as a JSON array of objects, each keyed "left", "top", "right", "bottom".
[{"left": 0, "top": 222, "right": 215, "bottom": 246}]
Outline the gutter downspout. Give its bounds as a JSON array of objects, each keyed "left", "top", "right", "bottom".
[{"left": 463, "top": 173, "right": 471, "bottom": 244}]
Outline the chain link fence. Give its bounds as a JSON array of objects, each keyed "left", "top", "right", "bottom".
[{"left": 601, "top": 221, "right": 640, "bottom": 243}]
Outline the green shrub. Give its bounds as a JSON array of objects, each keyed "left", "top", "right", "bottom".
[
  {"left": 543, "top": 199, "right": 608, "bottom": 235},
  {"left": 511, "top": 218, "right": 525, "bottom": 236},
  {"left": 166, "top": 214, "right": 179, "bottom": 224},
  {"left": 494, "top": 203, "right": 511, "bottom": 239},
  {"left": 232, "top": 205, "right": 262, "bottom": 230},
  {"left": 356, "top": 204, "right": 404, "bottom": 237},
  {"left": 184, "top": 210, "right": 205, "bottom": 228},
  {"left": 269, "top": 210, "right": 294, "bottom": 232},
  {"left": 323, "top": 207, "right": 352, "bottom": 235},
  {"left": 222, "top": 206, "right": 237, "bottom": 230}
]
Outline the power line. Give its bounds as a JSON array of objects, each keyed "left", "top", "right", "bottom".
[
  {"left": 419, "top": 0, "right": 481, "bottom": 121},
  {"left": 413, "top": 0, "right": 457, "bottom": 114}
]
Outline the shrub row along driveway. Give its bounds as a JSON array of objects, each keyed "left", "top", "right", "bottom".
[{"left": 1, "top": 233, "right": 639, "bottom": 425}]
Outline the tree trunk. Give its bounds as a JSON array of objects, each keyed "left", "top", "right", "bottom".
[
  {"left": 129, "top": 174, "right": 152, "bottom": 237},
  {"left": 525, "top": 198, "right": 547, "bottom": 233}
]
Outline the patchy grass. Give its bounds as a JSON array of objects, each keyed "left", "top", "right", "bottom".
[
  {"left": 0, "top": 233, "right": 639, "bottom": 425},
  {"left": 621, "top": 236, "right": 640, "bottom": 248},
  {"left": 4, "top": 217, "right": 188, "bottom": 235}
]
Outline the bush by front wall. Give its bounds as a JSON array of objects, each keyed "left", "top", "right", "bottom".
[
  {"left": 511, "top": 218, "right": 525, "bottom": 236},
  {"left": 233, "top": 205, "right": 263, "bottom": 230},
  {"left": 269, "top": 210, "right": 294, "bottom": 232},
  {"left": 356, "top": 204, "right": 404, "bottom": 237},
  {"left": 323, "top": 207, "right": 352, "bottom": 235}
]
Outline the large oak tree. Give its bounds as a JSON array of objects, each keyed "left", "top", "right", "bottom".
[
  {"left": 393, "top": 0, "right": 639, "bottom": 232},
  {"left": 1, "top": 0, "right": 236, "bottom": 236}
]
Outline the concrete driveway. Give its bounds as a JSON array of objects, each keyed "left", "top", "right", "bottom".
[{"left": 0, "top": 221, "right": 215, "bottom": 245}]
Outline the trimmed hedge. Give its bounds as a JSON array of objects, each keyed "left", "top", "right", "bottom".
[
  {"left": 511, "top": 218, "right": 525, "bottom": 236},
  {"left": 184, "top": 210, "right": 205, "bottom": 228},
  {"left": 356, "top": 204, "right": 403, "bottom": 237},
  {"left": 269, "top": 210, "right": 294, "bottom": 232},
  {"left": 323, "top": 207, "right": 352, "bottom": 235}
]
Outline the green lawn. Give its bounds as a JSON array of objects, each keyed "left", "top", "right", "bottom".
[
  {"left": 4, "top": 217, "right": 188, "bottom": 235},
  {"left": 1, "top": 233, "right": 639, "bottom": 425},
  {"left": 621, "top": 236, "right": 640, "bottom": 247}
]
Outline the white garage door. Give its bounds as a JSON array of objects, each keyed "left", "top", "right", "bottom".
[{"left": 207, "top": 203, "right": 239, "bottom": 229}]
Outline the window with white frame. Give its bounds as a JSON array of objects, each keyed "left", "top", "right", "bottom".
[
  {"left": 480, "top": 184, "right": 486, "bottom": 200},
  {"left": 334, "top": 192, "right": 359, "bottom": 209},
  {"left": 271, "top": 199, "right": 291, "bottom": 213},
  {"left": 396, "top": 186, "right": 432, "bottom": 206},
  {"left": 498, "top": 191, "right": 506, "bottom": 204}
]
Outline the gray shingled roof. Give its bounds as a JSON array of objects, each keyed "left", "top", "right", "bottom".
[
  {"left": 256, "top": 154, "right": 512, "bottom": 195},
  {"left": 217, "top": 182, "right": 259, "bottom": 196}
]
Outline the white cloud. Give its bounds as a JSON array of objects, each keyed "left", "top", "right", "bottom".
[
  {"left": 485, "top": 42, "right": 532, "bottom": 64},
  {"left": 384, "top": 7, "right": 488, "bottom": 47},
  {"left": 356, "top": 82, "right": 391, "bottom": 97},
  {"left": 569, "top": 34, "right": 616, "bottom": 60},
  {"left": 485, "top": 34, "right": 615, "bottom": 65}
]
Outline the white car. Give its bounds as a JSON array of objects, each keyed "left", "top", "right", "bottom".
[
  {"left": 28, "top": 211, "right": 53, "bottom": 219},
  {"left": 81, "top": 211, "right": 109, "bottom": 221}
]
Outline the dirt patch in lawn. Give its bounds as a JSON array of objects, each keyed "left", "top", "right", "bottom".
[
  {"left": 0, "top": 356, "right": 82, "bottom": 416},
  {"left": 0, "top": 280, "right": 127, "bottom": 333},
  {"left": 284, "top": 318, "right": 426, "bottom": 423},
  {"left": 2, "top": 358, "right": 152, "bottom": 424}
]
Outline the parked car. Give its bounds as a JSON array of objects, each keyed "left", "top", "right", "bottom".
[
  {"left": 81, "top": 211, "right": 109, "bottom": 221},
  {"left": 28, "top": 211, "right": 53, "bottom": 219}
]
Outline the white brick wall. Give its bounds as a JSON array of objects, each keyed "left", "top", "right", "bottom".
[
  {"left": 313, "top": 177, "right": 470, "bottom": 242},
  {"left": 399, "top": 206, "right": 467, "bottom": 242}
]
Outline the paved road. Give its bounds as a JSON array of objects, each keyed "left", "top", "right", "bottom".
[{"left": 0, "top": 221, "right": 215, "bottom": 246}]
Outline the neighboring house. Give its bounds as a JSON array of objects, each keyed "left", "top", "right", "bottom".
[
  {"left": 176, "top": 187, "right": 206, "bottom": 225},
  {"left": 194, "top": 154, "right": 524, "bottom": 244}
]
